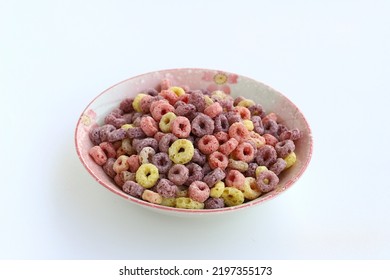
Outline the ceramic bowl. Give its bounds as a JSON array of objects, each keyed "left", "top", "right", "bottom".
[{"left": 75, "top": 68, "right": 313, "bottom": 216}]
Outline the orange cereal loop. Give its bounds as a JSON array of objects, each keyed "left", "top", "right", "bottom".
[
  {"left": 218, "top": 137, "right": 238, "bottom": 156},
  {"left": 159, "top": 89, "right": 179, "bottom": 105},
  {"left": 140, "top": 116, "right": 159, "bottom": 137},
  {"left": 208, "top": 151, "right": 229, "bottom": 170},
  {"left": 160, "top": 78, "right": 171, "bottom": 90},
  {"left": 197, "top": 135, "right": 219, "bottom": 155},
  {"left": 234, "top": 106, "right": 251, "bottom": 120},
  {"left": 262, "top": 112, "right": 278, "bottom": 124},
  {"left": 263, "top": 133, "right": 278, "bottom": 146},
  {"left": 232, "top": 142, "right": 255, "bottom": 163},
  {"left": 204, "top": 102, "right": 223, "bottom": 119},
  {"left": 228, "top": 122, "right": 250, "bottom": 143},
  {"left": 151, "top": 100, "right": 175, "bottom": 122},
  {"left": 171, "top": 116, "right": 191, "bottom": 138}
]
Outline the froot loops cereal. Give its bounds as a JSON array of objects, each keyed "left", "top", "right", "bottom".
[{"left": 87, "top": 79, "right": 302, "bottom": 209}]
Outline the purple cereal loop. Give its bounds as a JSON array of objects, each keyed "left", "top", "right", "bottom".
[
  {"left": 245, "top": 162, "right": 258, "bottom": 178},
  {"left": 202, "top": 162, "right": 212, "bottom": 175},
  {"left": 255, "top": 145, "right": 277, "bottom": 167},
  {"left": 174, "top": 102, "right": 196, "bottom": 117},
  {"left": 275, "top": 140, "right": 295, "bottom": 158},
  {"left": 191, "top": 113, "right": 214, "bottom": 137},
  {"left": 277, "top": 124, "right": 288, "bottom": 136},
  {"left": 99, "top": 124, "right": 116, "bottom": 142},
  {"left": 119, "top": 98, "right": 134, "bottom": 113},
  {"left": 184, "top": 163, "right": 204, "bottom": 186},
  {"left": 263, "top": 119, "right": 279, "bottom": 137},
  {"left": 214, "top": 114, "right": 229, "bottom": 133},
  {"left": 256, "top": 170, "right": 279, "bottom": 193},
  {"left": 168, "top": 164, "right": 189, "bottom": 185},
  {"left": 89, "top": 126, "right": 102, "bottom": 145},
  {"left": 191, "top": 148, "right": 206, "bottom": 166},
  {"left": 145, "top": 88, "right": 159, "bottom": 96},
  {"left": 204, "top": 197, "right": 225, "bottom": 209},
  {"left": 280, "top": 128, "right": 302, "bottom": 141},
  {"left": 122, "top": 181, "right": 145, "bottom": 198},
  {"left": 155, "top": 178, "right": 178, "bottom": 198},
  {"left": 107, "top": 128, "right": 127, "bottom": 142},
  {"left": 127, "top": 127, "right": 146, "bottom": 139},
  {"left": 225, "top": 111, "right": 242, "bottom": 125},
  {"left": 270, "top": 158, "right": 287, "bottom": 175},
  {"left": 248, "top": 104, "right": 265, "bottom": 118},
  {"left": 188, "top": 90, "right": 206, "bottom": 112},
  {"left": 251, "top": 116, "right": 265, "bottom": 135},
  {"left": 122, "top": 113, "right": 134, "bottom": 124},
  {"left": 102, "top": 158, "right": 116, "bottom": 178},
  {"left": 219, "top": 99, "right": 234, "bottom": 111},
  {"left": 134, "top": 137, "right": 158, "bottom": 153},
  {"left": 151, "top": 152, "right": 172, "bottom": 174},
  {"left": 104, "top": 113, "right": 127, "bottom": 128},
  {"left": 159, "top": 133, "right": 178, "bottom": 153},
  {"left": 203, "top": 168, "right": 226, "bottom": 187}
]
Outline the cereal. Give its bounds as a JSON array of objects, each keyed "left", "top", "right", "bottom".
[
  {"left": 208, "top": 151, "right": 228, "bottom": 170},
  {"left": 175, "top": 197, "right": 204, "bottom": 209},
  {"left": 255, "top": 145, "right": 277, "bottom": 167},
  {"left": 142, "top": 189, "right": 162, "bottom": 204},
  {"left": 171, "top": 116, "right": 191, "bottom": 138},
  {"left": 188, "top": 181, "right": 210, "bottom": 203},
  {"left": 167, "top": 164, "right": 189, "bottom": 185},
  {"left": 122, "top": 181, "right": 144, "bottom": 198},
  {"left": 156, "top": 178, "right": 178, "bottom": 198},
  {"left": 168, "top": 139, "right": 194, "bottom": 164},
  {"left": 232, "top": 142, "right": 255, "bottom": 163},
  {"left": 225, "top": 169, "right": 246, "bottom": 191},
  {"left": 140, "top": 116, "right": 159, "bottom": 137},
  {"left": 284, "top": 152, "right": 297, "bottom": 169},
  {"left": 135, "top": 163, "right": 159, "bottom": 188},
  {"left": 256, "top": 170, "right": 279, "bottom": 193},
  {"left": 221, "top": 187, "right": 245, "bottom": 207},
  {"left": 242, "top": 177, "right": 262, "bottom": 200},
  {"left": 88, "top": 79, "right": 302, "bottom": 209},
  {"left": 89, "top": 146, "right": 107, "bottom": 165},
  {"left": 191, "top": 113, "right": 214, "bottom": 137},
  {"left": 197, "top": 135, "right": 219, "bottom": 155},
  {"left": 210, "top": 181, "right": 225, "bottom": 198},
  {"left": 204, "top": 197, "right": 225, "bottom": 209},
  {"left": 151, "top": 152, "right": 172, "bottom": 174},
  {"left": 275, "top": 140, "right": 295, "bottom": 158},
  {"left": 113, "top": 155, "right": 130, "bottom": 173},
  {"left": 159, "top": 112, "right": 177, "bottom": 133}
]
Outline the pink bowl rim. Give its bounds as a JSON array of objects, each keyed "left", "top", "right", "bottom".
[{"left": 74, "top": 68, "right": 313, "bottom": 215}]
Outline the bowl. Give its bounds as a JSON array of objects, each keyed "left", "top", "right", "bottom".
[{"left": 75, "top": 68, "right": 313, "bottom": 216}]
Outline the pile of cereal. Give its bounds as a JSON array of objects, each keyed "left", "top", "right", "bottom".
[{"left": 88, "top": 79, "right": 301, "bottom": 209}]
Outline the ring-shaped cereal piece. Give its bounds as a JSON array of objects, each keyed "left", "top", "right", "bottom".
[
  {"left": 135, "top": 163, "right": 159, "bottom": 188},
  {"left": 208, "top": 151, "right": 229, "bottom": 170},
  {"left": 191, "top": 113, "right": 214, "bottom": 137},
  {"left": 256, "top": 170, "right": 279, "bottom": 193},
  {"left": 228, "top": 122, "right": 250, "bottom": 142},
  {"left": 89, "top": 146, "right": 107, "bottom": 166},
  {"left": 243, "top": 177, "right": 262, "bottom": 200},
  {"left": 284, "top": 152, "right": 297, "bottom": 169},
  {"left": 232, "top": 142, "right": 256, "bottom": 163},
  {"left": 275, "top": 139, "right": 296, "bottom": 158},
  {"left": 113, "top": 155, "right": 130, "bottom": 173},
  {"left": 159, "top": 89, "right": 179, "bottom": 105},
  {"left": 140, "top": 116, "right": 159, "bottom": 136},
  {"left": 225, "top": 169, "right": 246, "bottom": 191},
  {"left": 132, "top": 93, "right": 147, "bottom": 112},
  {"left": 168, "top": 139, "right": 195, "bottom": 165},
  {"left": 188, "top": 181, "right": 210, "bottom": 203},
  {"left": 233, "top": 106, "right": 251, "bottom": 120},
  {"left": 210, "top": 181, "right": 225, "bottom": 198},
  {"left": 197, "top": 135, "right": 219, "bottom": 155},
  {"left": 151, "top": 100, "right": 175, "bottom": 122},
  {"left": 142, "top": 189, "right": 162, "bottom": 204},
  {"left": 221, "top": 187, "right": 245, "bottom": 207},
  {"left": 159, "top": 112, "right": 177, "bottom": 133},
  {"left": 169, "top": 86, "right": 186, "bottom": 97},
  {"left": 175, "top": 197, "right": 204, "bottom": 209},
  {"left": 171, "top": 116, "right": 191, "bottom": 138},
  {"left": 204, "top": 197, "right": 225, "bottom": 209}
]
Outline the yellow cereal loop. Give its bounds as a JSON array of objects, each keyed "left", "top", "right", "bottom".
[
  {"left": 204, "top": 95, "right": 214, "bottom": 106},
  {"left": 237, "top": 99, "right": 256, "bottom": 108},
  {"left": 249, "top": 131, "right": 266, "bottom": 148},
  {"left": 132, "top": 93, "right": 147, "bottom": 112},
  {"left": 284, "top": 152, "right": 297, "bottom": 169},
  {"left": 168, "top": 139, "right": 194, "bottom": 164},
  {"left": 121, "top": 124, "right": 134, "bottom": 130},
  {"left": 255, "top": 165, "right": 268, "bottom": 177},
  {"left": 159, "top": 112, "right": 177, "bottom": 133},
  {"left": 169, "top": 86, "right": 186, "bottom": 97},
  {"left": 221, "top": 187, "right": 245, "bottom": 207},
  {"left": 175, "top": 197, "right": 204, "bottom": 209},
  {"left": 161, "top": 197, "right": 176, "bottom": 207},
  {"left": 210, "top": 181, "right": 225, "bottom": 198},
  {"left": 135, "top": 163, "right": 159, "bottom": 188},
  {"left": 243, "top": 177, "right": 262, "bottom": 200},
  {"left": 211, "top": 90, "right": 228, "bottom": 100},
  {"left": 242, "top": 120, "right": 254, "bottom": 131},
  {"left": 142, "top": 190, "right": 162, "bottom": 204},
  {"left": 176, "top": 189, "right": 188, "bottom": 197}
]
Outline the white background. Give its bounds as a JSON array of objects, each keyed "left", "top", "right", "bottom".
[{"left": 1, "top": 0, "right": 389, "bottom": 259}]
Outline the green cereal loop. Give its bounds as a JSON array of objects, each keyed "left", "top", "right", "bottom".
[
  {"left": 175, "top": 197, "right": 204, "bottom": 209},
  {"left": 221, "top": 187, "right": 245, "bottom": 207},
  {"left": 135, "top": 163, "right": 159, "bottom": 188},
  {"left": 168, "top": 139, "right": 194, "bottom": 165}
]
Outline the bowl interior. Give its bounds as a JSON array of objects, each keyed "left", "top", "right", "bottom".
[{"left": 75, "top": 68, "right": 313, "bottom": 215}]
